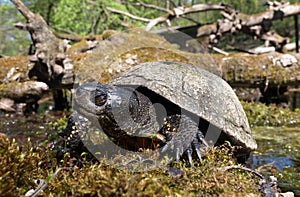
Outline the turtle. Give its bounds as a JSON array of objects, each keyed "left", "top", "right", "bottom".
[{"left": 59, "top": 61, "right": 257, "bottom": 166}]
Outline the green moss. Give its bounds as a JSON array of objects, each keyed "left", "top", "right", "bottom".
[
  {"left": 48, "top": 115, "right": 68, "bottom": 131},
  {"left": 0, "top": 134, "right": 259, "bottom": 196},
  {"left": 219, "top": 52, "right": 300, "bottom": 86},
  {"left": 71, "top": 28, "right": 222, "bottom": 84},
  {"left": 0, "top": 136, "right": 56, "bottom": 196},
  {"left": 47, "top": 145, "right": 260, "bottom": 196},
  {"left": 242, "top": 101, "right": 300, "bottom": 127}
]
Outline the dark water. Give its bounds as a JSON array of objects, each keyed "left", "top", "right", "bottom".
[
  {"left": 253, "top": 127, "right": 300, "bottom": 195},
  {"left": 0, "top": 112, "right": 61, "bottom": 146}
]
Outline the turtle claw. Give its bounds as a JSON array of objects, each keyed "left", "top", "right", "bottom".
[
  {"left": 160, "top": 115, "right": 209, "bottom": 165},
  {"left": 197, "top": 132, "right": 209, "bottom": 147},
  {"left": 175, "top": 148, "right": 180, "bottom": 162},
  {"left": 194, "top": 146, "right": 202, "bottom": 162},
  {"left": 184, "top": 142, "right": 205, "bottom": 167},
  {"left": 186, "top": 148, "right": 193, "bottom": 167}
]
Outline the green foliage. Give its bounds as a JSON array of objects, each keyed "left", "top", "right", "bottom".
[
  {"left": 53, "top": 0, "right": 96, "bottom": 35},
  {"left": 1, "top": 0, "right": 299, "bottom": 55},
  {"left": 52, "top": 0, "right": 131, "bottom": 35},
  {"left": 0, "top": 2, "right": 31, "bottom": 56},
  {"left": 27, "top": 0, "right": 60, "bottom": 25},
  {"left": 242, "top": 101, "right": 300, "bottom": 127}
]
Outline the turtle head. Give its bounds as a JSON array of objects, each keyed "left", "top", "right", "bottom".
[
  {"left": 73, "top": 83, "right": 160, "bottom": 139},
  {"left": 74, "top": 83, "right": 106, "bottom": 118},
  {"left": 73, "top": 83, "right": 136, "bottom": 123}
]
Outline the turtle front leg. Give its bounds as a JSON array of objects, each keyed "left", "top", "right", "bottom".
[
  {"left": 160, "top": 114, "right": 208, "bottom": 166},
  {"left": 183, "top": 130, "right": 208, "bottom": 166},
  {"left": 57, "top": 111, "right": 92, "bottom": 160}
]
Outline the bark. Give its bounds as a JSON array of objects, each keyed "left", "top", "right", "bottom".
[{"left": 11, "top": 0, "right": 72, "bottom": 87}]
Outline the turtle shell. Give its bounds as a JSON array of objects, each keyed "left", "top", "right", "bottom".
[{"left": 111, "top": 61, "right": 257, "bottom": 152}]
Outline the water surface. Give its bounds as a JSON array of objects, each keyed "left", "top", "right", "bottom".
[{"left": 253, "top": 127, "right": 300, "bottom": 195}]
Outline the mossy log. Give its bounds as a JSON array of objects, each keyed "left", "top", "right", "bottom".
[
  {"left": 0, "top": 81, "right": 48, "bottom": 103},
  {"left": 0, "top": 56, "right": 49, "bottom": 105},
  {"left": 1, "top": 34, "right": 300, "bottom": 103},
  {"left": 4, "top": 0, "right": 299, "bottom": 109},
  {"left": 53, "top": 28, "right": 299, "bottom": 90}
]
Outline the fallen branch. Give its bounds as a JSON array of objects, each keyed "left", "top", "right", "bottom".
[
  {"left": 146, "top": 3, "right": 229, "bottom": 31},
  {"left": 100, "top": 2, "right": 229, "bottom": 31},
  {"left": 197, "top": 2, "right": 300, "bottom": 50},
  {"left": 0, "top": 81, "right": 48, "bottom": 103}
]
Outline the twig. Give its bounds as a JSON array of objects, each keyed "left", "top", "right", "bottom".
[
  {"left": 106, "top": 7, "right": 150, "bottom": 22},
  {"left": 146, "top": 15, "right": 171, "bottom": 31},
  {"left": 211, "top": 46, "right": 229, "bottom": 56},
  {"left": 25, "top": 167, "right": 69, "bottom": 197},
  {"left": 217, "top": 165, "right": 264, "bottom": 179},
  {"left": 122, "top": 0, "right": 173, "bottom": 15}
]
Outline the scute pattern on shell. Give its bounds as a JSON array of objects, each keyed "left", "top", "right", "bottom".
[{"left": 111, "top": 61, "right": 257, "bottom": 151}]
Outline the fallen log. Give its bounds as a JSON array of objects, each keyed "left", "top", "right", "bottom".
[
  {"left": 0, "top": 81, "right": 48, "bottom": 103},
  {"left": 1, "top": 36, "right": 300, "bottom": 92},
  {"left": 213, "top": 52, "right": 300, "bottom": 88}
]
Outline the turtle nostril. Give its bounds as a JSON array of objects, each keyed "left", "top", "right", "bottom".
[{"left": 94, "top": 92, "right": 107, "bottom": 106}]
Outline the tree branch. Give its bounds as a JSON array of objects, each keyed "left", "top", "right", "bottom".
[
  {"left": 10, "top": 0, "right": 72, "bottom": 87},
  {"left": 10, "top": 0, "right": 35, "bottom": 21},
  {"left": 102, "top": 2, "right": 229, "bottom": 31},
  {"left": 106, "top": 7, "right": 150, "bottom": 22},
  {"left": 180, "top": 3, "right": 230, "bottom": 15},
  {"left": 122, "top": 0, "right": 173, "bottom": 15}
]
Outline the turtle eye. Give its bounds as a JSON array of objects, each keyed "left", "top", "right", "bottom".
[{"left": 94, "top": 91, "right": 107, "bottom": 106}]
